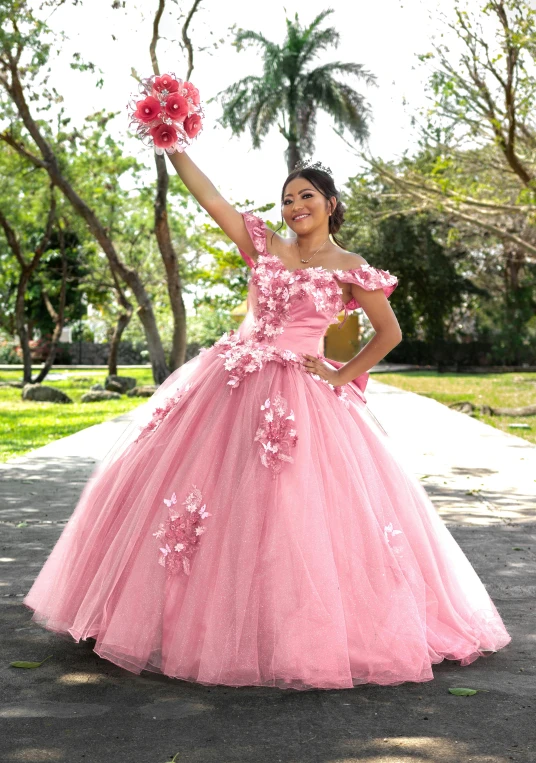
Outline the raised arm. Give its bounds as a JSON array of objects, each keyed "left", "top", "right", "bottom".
[{"left": 167, "top": 152, "right": 258, "bottom": 261}]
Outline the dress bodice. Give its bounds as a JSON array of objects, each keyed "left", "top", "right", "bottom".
[{"left": 236, "top": 212, "right": 398, "bottom": 357}]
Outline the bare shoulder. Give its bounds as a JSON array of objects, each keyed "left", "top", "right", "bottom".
[
  {"left": 332, "top": 250, "right": 369, "bottom": 271},
  {"left": 265, "top": 228, "right": 292, "bottom": 256}
]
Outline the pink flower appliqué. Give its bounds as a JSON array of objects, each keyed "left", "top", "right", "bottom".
[
  {"left": 254, "top": 391, "right": 298, "bottom": 478},
  {"left": 249, "top": 255, "right": 346, "bottom": 343},
  {"left": 136, "top": 383, "right": 191, "bottom": 443},
  {"left": 332, "top": 263, "right": 398, "bottom": 312},
  {"left": 213, "top": 331, "right": 350, "bottom": 405},
  {"left": 215, "top": 331, "right": 303, "bottom": 392},
  {"left": 153, "top": 485, "right": 212, "bottom": 576},
  {"left": 384, "top": 522, "right": 404, "bottom": 557}
]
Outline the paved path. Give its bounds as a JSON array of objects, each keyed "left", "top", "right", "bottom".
[{"left": 1, "top": 380, "right": 535, "bottom": 763}]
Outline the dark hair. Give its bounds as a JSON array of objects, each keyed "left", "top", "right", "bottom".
[{"left": 279, "top": 166, "right": 346, "bottom": 248}]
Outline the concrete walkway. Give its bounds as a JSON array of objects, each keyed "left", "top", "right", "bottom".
[{"left": 1, "top": 379, "right": 535, "bottom": 763}]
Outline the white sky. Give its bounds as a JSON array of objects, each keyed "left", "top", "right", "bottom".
[{"left": 42, "top": 0, "right": 446, "bottom": 208}]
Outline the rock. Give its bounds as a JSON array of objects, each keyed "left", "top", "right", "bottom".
[
  {"left": 126, "top": 385, "right": 158, "bottom": 398},
  {"left": 448, "top": 401, "right": 475, "bottom": 414},
  {"left": 22, "top": 384, "right": 73, "bottom": 404},
  {"left": 105, "top": 380, "right": 124, "bottom": 394},
  {"left": 90, "top": 383, "right": 104, "bottom": 391},
  {"left": 81, "top": 390, "right": 122, "bottom": 402},
  {"left": 105, "top": 375, "right": 137, "bottom": 393},
  {"left": 0, "top": 381, "right": 24, "bottom": 389}
]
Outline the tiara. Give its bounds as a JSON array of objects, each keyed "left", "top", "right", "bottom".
[{"left": 293, "top": 159, "right": 333, "bottom": 176}]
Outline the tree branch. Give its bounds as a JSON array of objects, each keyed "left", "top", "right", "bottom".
[
  {"left": 150, "top": 0, "right": 165, "bottom": 76},
  {"left": 182, "top": 0, "right": 202, "bottom": 79},
  {"left": 0, "top": 207, "right": 25, "bottom": 268},
  {"left": 0, "top": 131, "right": 47, "bottom": 169}
]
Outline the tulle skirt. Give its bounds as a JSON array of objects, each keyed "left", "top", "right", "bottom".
[{"left": 23, "top": 337, "right": 511, "bottom": 690}]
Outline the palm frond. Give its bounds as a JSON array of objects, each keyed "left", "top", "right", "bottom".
[
  {"left": 249, "top": 91, "right": 285, "bottom": 147},
  {"left": 234, "top": 29, "right": 286, "bottom": 84},
  {"left": 303, "top": 72, "right": 372, "bottom": 142},
  {"left": 306, "top": 61, "right": 377, "bottom": 89},
  {"left": 218, "top": 75, "right": 283, "bottom": 147},
  {"left": 218, "top": 76, "right": 267, "bottom": 135},
  {"left": 298, "top": 25, "right": 340, "bottom": 68},
  {"left": 234, "top": 29, "right": 278, "bottom": 55}
]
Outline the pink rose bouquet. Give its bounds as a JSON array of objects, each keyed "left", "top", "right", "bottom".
[{"left": 128, "top": 72, "right": 204, "bottom": 154}]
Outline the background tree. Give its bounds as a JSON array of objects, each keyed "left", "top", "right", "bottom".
[
  {"left": 217, "top": 9, "right": 376, "bottom": 171},
  {"left": 343, "top": 173, "right": 481, "bottom": 345},
  {"left": 359, "top": 0, "right": 536, "bottom": 262},
  {"left": 147, "top": 0, "right": 202, "bottom": 371},
  {"left": 0, "top": 0, "right": 170, "bottom": 382},
  {"left": 0, "top": 181, "right": 56, "bottom": 383}
]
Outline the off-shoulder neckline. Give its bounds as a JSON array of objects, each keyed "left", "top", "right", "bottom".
[{"left": 258, "top": 251, "right": 372, "bottom": 277}]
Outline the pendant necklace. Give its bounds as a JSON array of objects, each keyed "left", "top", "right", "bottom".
[{"left": 296, "top": 236, "right": 331, "bottom": 264}]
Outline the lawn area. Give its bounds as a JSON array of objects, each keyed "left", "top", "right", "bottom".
[
  {"left": 2, "top": 367, "right": 535, "bottom": 462},
  {"left": 377, "top": 370, "right": 536, "bottom": 445},
  {"left": 0, "top": 367, "right": 155, "bottom": 462}
]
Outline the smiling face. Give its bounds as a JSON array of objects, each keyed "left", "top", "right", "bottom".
[{"left": 282, "top": 176, "right": 335, "bottom": 236}]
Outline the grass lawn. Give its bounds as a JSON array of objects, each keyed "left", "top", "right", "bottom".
[
  {"left": 378, "top": 370, "right": 536, "bottom": 445},
  {"left": 2, "top": 367, "right": 535, "bottom": 462},
  {"left": 0, "top": 367, "right": 154, "bottom": 462}
]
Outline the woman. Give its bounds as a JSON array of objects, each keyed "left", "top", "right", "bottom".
[{"left": 23, "top": 152, "right": 511, "bottom": 691}]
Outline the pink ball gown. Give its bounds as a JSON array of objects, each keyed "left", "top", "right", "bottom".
[{"left": 23, "top": 211, "right": 511, "bottom": 691}]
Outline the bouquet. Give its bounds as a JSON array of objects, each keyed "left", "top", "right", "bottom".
[{"left": 128, "top": 73, "right": 203, "bottom": 155}]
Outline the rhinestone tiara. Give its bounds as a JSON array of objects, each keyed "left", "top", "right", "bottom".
[{"left": 293, "top": 159, "right": 333, "bottom": 176}]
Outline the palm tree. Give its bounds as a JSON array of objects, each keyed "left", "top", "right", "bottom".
[{"left": 216, "top": 9, "right": 377, "bottom": 172}]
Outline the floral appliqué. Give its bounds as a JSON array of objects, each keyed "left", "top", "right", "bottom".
[
  {"left": 384, "top": 522, "right": 404, "bottom": 557},
  {"left": 215, "top": 331, "right": 303, "bottom": 391},
  {"left": 254, "top": 391, "right": 298, "bottom": 478},
  {"left": 214, "top": 330, "right": 350, "bottom": 404},
  {"left": 242, "top": 211, "right": 266, "bottom": 254},
  {"left": 250, "top": 255, "right": 344, "bottom": 342},
  {"left": 332, "top": 263, "right": 398, "bottom": 310},
  {"left": 153, "top": 485, "right": 211, "bottom": 576},
  {"left": 136, "top": 383, "right": 192, "bottom": 443}
]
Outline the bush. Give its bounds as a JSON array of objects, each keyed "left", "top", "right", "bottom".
[
  {"left": 17, "top": 338, "right": 72, "bottom": 364},
  {"left": 387, "top": 338, "right": 536, "bottom": 367},
  {"left": 0, "top": 340, "right": 20, "bottom": 364}
]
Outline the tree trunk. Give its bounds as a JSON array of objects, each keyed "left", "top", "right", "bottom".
[
  {"left": 108, "top": 266, "right": 133, "bottom": 376},
  {"left": 108, "top": 311, "right": 132, "bottom": 376},
  {"left": 286, "top": 140, "right": 301, "bottom": 174},
  {"left": 154, "top": 152, "right": 187, "bottom": 370},
  {"left": 14, "top": 271, "right": 33, "bottom": 384},
  {"left": 149, "top": 0, "right": 201, "bottom": 372},
  {"left": 0, "top": 196, "right": 55, "bottom": 384},
  {"left": 33, "top": 227, "right": 68, "bottom": 384},
  {"left": 2, "top": 62, "right": 170, "bottom": 384}
]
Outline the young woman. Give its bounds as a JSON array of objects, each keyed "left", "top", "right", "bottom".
[{"left": 23, "top": 152, "right": 511, "bottom": 691}]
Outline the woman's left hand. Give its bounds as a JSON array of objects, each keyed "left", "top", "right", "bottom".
[{"left": 301, "top": 354, "right": 341, "bottom": 386}]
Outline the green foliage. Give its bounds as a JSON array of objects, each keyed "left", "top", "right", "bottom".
[
  {"left": 343, "top": 173, "right": 480, "bottom": 342},
  {"left": 186, "top": 303, "right": 236, "bottom": 348}
]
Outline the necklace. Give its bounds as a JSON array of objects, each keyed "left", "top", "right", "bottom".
[{"left": 296, "top": 235, "right": 331, "bottom": 264}]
